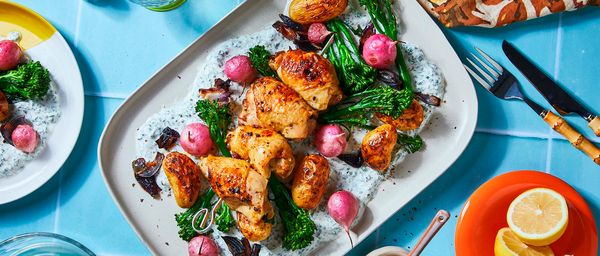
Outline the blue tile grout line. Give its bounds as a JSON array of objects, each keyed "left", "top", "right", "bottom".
[{"left": 74, "top": 0, "right": 83, "bottom": 46}]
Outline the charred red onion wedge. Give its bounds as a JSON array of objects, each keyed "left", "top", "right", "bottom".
[
  {"left": 222, "top": 236, "right": 261, "bottom": 256},
  {"left": 415, "top": 92, "right": 442, "bottom": 107},
  {"left": 155, "top": 127, "right": 180, "bottom": 149},
  {"left": 279, "top": 14, "right": 306, "bottom": 32},
  {"left": 378, "top": 70, "right": 403, "bottom": 89},
  {"left": 1, "top": 115, "right": 31, "bottom": 146},
  {"left": 132, "top": 152, "right": 164, "bottom": 198},
  {"left": 199, "top": 78, "right": 232, "bottom": 104},
  {"left": 358, "top": 23, "right": 375, "bottom": 53},
  {"left": 273, "top": 15, "right": 322, "bottom": 51},
  {"left": 337, "top": 152, "right": 364, "bottom": 168}
]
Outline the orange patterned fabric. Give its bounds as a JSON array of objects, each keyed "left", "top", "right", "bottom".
[{"left": 417, "top": 0, "right": 598, "bottom": 27}]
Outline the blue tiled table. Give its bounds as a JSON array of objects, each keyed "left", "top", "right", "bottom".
[{"left": 1, "top": 1, "right": 599, "bottom": 255}]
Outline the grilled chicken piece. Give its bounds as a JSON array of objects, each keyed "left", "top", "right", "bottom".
[
  {"left": 227, "top": 126, "right": 295, "bottom": 181},
  {"left": 269, "top": 50, "right": 342, "bottom": 110},
  {"left": 198, "top": 155, "right": 273, "bottom": 224},
  {"left": 239, "top": 77, "right": 318, "bottom": 140},
  {"left": 291, "top": 154, "right": 330, "bottom": 210},
  {"left": 361, "top": 124, "right": 398, "bottom": 172},
  {"left": 162, "top": 152, "right": 203, "bottom": 208},
  {"left": 237, "top": 213, "right": 273, "bottom": 242},
  {"left": 376, "top": 100, "right": 425, "bottom": 131}
]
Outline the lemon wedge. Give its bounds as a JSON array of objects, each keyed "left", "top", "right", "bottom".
[
  {"left": 507, "top": 188, "right": 568, "bottom": 246},
  {"left": 495, "top": 227, "right": 554, "bottom": 256}
]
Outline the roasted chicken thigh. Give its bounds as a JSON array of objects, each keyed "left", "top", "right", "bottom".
[
  {"left": 198, "top": 155, "right": 273, "bottom": 224},
  {"left": 227, "top": 126, "right": 295, "bottom": 181},
  {"left": 239, "top": 77, "right": 317, "bottom": 140},
  {"left": 270, "top": 50, "right": 342, "bottom": 110}
]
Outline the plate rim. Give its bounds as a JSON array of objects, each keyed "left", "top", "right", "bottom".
[
  {"left": 0, "top": 1, "right": 84, "bottom": 204},
  {"left": 97, "top": 0, "right": 478, "bottom": 254}
]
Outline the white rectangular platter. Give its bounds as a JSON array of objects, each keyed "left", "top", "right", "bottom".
[{"left": 98, "top": 0, "right": 478, "bottom": 255}]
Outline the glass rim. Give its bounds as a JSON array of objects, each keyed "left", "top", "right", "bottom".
[{"left": 0, "top": 232, "right": 96, "bottom": 256}]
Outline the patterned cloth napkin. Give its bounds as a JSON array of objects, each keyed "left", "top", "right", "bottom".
[{"left": 417, "top": 0, "right": 598, "bottom": 27}]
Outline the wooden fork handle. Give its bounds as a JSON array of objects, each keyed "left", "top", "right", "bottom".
[
  {"left": 544, "top": 111, "right": 600, "bottom": 165},
  {"left": 588, "top": 116, "right": 600, "bottom": 137}
]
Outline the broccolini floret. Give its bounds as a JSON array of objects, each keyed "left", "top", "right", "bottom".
[{"left": 0, "top": 61, "right": 50, "bottom": 100}]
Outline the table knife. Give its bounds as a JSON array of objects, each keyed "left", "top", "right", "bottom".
[{"left": 502, "top": 40, "right": 600, "bottom": 136}]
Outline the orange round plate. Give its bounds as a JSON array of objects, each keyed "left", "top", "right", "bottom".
[{"left": 455, "top": 170, "right": 598, "bottom": 255}]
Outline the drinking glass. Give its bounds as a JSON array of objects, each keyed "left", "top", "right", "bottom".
[{"left": 129, "top": 0, "right": 186, "bottom": 11}]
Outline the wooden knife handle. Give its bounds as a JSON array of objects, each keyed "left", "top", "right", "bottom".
[
  {"left": 544, "top": 111, "right": 600, "bottom": 165},
  {"left": 588, "top": 116, "right": 600, "bottom": 137}
]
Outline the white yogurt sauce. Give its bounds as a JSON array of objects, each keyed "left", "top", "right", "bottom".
[
  {"left": 135, "top": 3, "right": 444, "bottom": 255},
  {"left": 0, "top": 31, "right": 22, "bottom": 42},
  {"left": 0, "top": 82, "right": 61, "bottom": 177}
]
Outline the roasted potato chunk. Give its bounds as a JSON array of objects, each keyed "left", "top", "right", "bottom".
[
  {"left": 237, "top": 213, "right": 273, "bottom": 242},
  {"left": 376, "top": 100, "right": 424, "bottom": 131},
  {"left": 291, "top": 154, "right": 330, "bottom": 210},
  {"left": 361, "top": 124, "right": 397, "bottom": 172},
  {"left": 162, "top": 152, "right": 203, "bottom": 208},
  {"left": 0, "top": 91, "right": 10, "bottom": 121},
  {"left": 288, "top": 0, "right": 348, "bottom": 24}
]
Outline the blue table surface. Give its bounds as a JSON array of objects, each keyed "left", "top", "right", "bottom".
[{"left": 1, "top": 0, "right": 599, "bottom": 255}]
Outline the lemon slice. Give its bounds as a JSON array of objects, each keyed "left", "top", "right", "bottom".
[
  {"left": 495, "top": 227, "right": 554, "bottom": 256},
  {"left": 507, "top": 188, "right": 568, "bottom": 246}
]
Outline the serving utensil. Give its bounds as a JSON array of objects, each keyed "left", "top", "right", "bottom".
[
  {"left": 408, "top": 210, "right": 449, "bottom": 256},
  {"left": 502, "top": 40, "right": 600, "bottom": 137},
  {"left": 463, "top": 47, "right": 600, "bottom": 165},
  {"left": 191, "top": 198, "right": 223, "bottom": 234},
  {"left": 367, "top": 210, "right": 450, "bottom": 256}
]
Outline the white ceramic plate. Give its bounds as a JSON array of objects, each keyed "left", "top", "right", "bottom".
[
  {"left": 98, "top": 0, "right": 477, "bottom": 254},
  {"left": 0, "top": 1, "right": 84, "bottom": 204}
]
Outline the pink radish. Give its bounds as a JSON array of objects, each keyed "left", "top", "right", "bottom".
[
  {"left": 362, "top": 34, "right": 397, "bottom": 69},
  {"left": 180, "top": 123, "right": 213, "bottom": 157},
  {"left": 224, "top": 55, "right": 258, "bottom": 85},
  {"left": 328, "top": 190, "right": 359, "bottom": 247},
  {"left": 11, "top": 124, "right": 39, "bottom": 153},
  {"left": 308, "top": 23, "right": 332, "bottom": 44},
  {"left": 188, "top": 235, "right": 219, "bottom": 256},
  {"left": 314, "top": 124, "right": 347, "bottom": 157},
  {"left": 0, "top": 40, "right": 22, "bottom": 71}
]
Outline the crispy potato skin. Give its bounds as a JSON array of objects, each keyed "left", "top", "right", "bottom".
[
  {"left": 291, "top": 154, "right": 330, "bottom": 210},
  {"left": 288, "top": 0, "right": 349, "bottom": 24},
  {"left": 227, "top": 126, "right": 295, "bottom": 181},
  {"left": 0, "top": 91, "right": 9, "bottom": 121},
  {"left": 376, "top": 100, "right": 425, "bottom": 131},
  {"left": 237, "top": 213, "right": 273, "bottom": 242},
  {"left": 361, "top": 124, "right": 398, "bottom": 172},
  {"left": 162, "top": 152, "right": 203, "bottom": 208},
  {"left": 270, "top": 50, "right": 342, "bottom": 110}
]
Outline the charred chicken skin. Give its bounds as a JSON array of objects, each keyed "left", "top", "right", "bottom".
[
  {"left": 227, "top": 126, "right": 295, "bottom": 181},
  {"left": 269, "top": 50, "right": 343, "bottom": 110},
  {"left": 239, "top": 77, "right": 317, "bottom": 140},
  {"left": 198, "top": 155, "right": 273, "bottom": 224},
  {"left": 237, "top": 213, "right": 273, "bottom": 242},
  {"left": 162, "top": 152, "right": 204, "bottom": 208}
]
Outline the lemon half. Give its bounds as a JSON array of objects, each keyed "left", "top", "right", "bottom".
[
  {"left": 507, "top": 188, "right": 568, "bottom": 246},
  {"left": 495, "top": 227, "right": 554, "bottom": 256}
]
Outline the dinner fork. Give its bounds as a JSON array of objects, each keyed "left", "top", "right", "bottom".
[{"left": 464, "top": 47, "right": 600, "bottom": 165}]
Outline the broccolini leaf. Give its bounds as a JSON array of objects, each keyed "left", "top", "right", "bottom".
[
  {"left": 248, "top": 45, "right": 277, "bottom": 77},
  {"left": 397, "top": 134, "right": 423, "bottom": 154}
]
